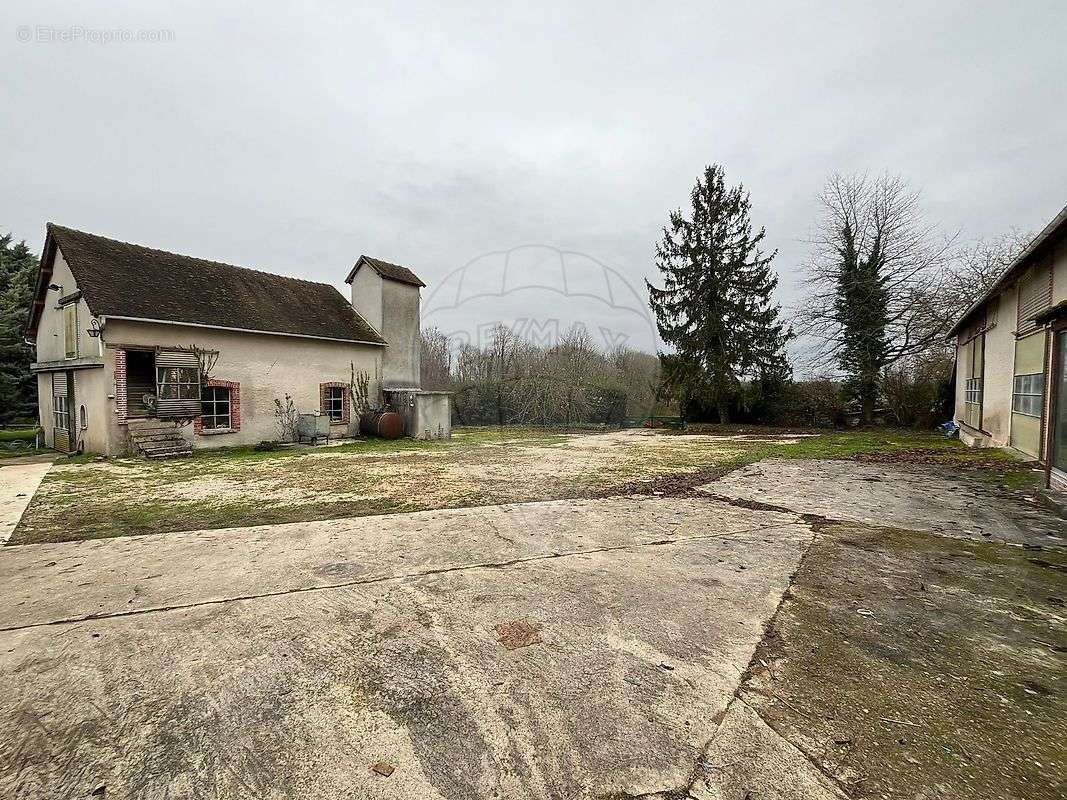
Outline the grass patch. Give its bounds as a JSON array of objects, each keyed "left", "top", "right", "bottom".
[
  {"left": 9, "top": 426, "right": 1029, "bottom": 545},
  {"left": 0, "top": 428, "right": 44, "bottom": 458},
  {"left": 0, "top": 428, "right": 39, "bottom": 443}
]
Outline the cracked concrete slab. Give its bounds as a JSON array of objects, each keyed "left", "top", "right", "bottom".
[
  {"left": 0, "top": 496, "right": 813, "bottom": 799},
  {"left": 0, "top": 496, "right": 799, "bottom": 631},
  {"left": 0, "top": 460, "right": 53, "bottom": 545},
  {"left": 690, "top": 700, "right": 847, "bottom": 800},
  {"left": 703, "top": 458, "right": 1064, "bottom": 548}
]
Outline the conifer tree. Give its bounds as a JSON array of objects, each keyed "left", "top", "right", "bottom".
[
  {"left": 0, "top": 234, "right": 39, "bottom": 424},
  {"left": 647, "top": 165, "right": 791, "bottom": 422}
]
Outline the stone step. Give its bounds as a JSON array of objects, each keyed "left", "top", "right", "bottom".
[
  {"left": 145, "top": 449, "right": 193, "bottom": 459},
  {"left": 140, "top": 443, "right": 192, "bottom": 457},
  {"left": 131, "top": 431, "right": 187, "bottom": 443},
  {"left": 128, "top": 426, "right": 182, "bottom": 436},
  {"left": 127, "top": 419, "right": 190, "bottom": 459},
  {"left": 138, "top": 436, "right": 187, "bottom": 448}
]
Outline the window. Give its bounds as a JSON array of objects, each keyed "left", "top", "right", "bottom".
[
  {"left": 53, "top": 394, "right": 69, "bottom": 432},
  {"left": 960, "top": 333, "right": 984, "bottom": 430},
  {"left": 325, "top": 386, "right": 345, "bottom": 422},
  {"left": 156, "top": 367, "right": 200, "bottom": 401},
  {"left": 63, "top": 303, "right": 78, "bottom": 358},
  {"left": 79, "top": 405, "right": 87, "bottom": 430},
  {"left": 1012, "top": 373, "right": 1045, "bottom": 417},
  {"left": 201, "top": 386, "right": 232, "bottom": 430}
]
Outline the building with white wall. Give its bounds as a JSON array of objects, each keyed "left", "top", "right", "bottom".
[
  {"left": 25, "top": 224, "right": 441, "bottom": 457},
  {"left": 947, "top": 204, "right": 1067, "bottom": 489}
]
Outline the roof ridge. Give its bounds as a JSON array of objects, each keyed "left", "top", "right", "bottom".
[
  {"left": 47, "top": 223, "right": 337, "bottom": 291},
  {"left": 35, "top": 223, "right": 386, "bottom": 345},
  {"left": 348, "top": 252, "right": 425, "bottom": 287}
]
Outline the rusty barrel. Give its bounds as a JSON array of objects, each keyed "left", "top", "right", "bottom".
[{"left": 359, "top": 410, "right": 405, "bottom": 439}]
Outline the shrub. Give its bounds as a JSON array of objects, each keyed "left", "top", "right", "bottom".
[{"left": 881, "top": 357, "right": 954, "bottom": 429}]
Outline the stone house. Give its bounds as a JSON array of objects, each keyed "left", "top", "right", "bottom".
[
  {"left": 947, "top": 203, "right": 1067, "bottom": 489},
  {"left": 25, "top": 224, "right": 445, "bottom": 457}
]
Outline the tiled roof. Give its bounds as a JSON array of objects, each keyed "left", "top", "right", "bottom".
[
  {"left": 35, "top": 224, "right": 385, "bottom": 344},
  {"left": 346, "top": 255, "right": 425, "bottom": 287}
]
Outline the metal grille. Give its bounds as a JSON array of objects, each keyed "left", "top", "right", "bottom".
[
  {"left": 1018, "top": 262, "right": 1053, "bottom": 333},
  {"left": 155, "top": 350, "right": 201, "bottom": 417}
]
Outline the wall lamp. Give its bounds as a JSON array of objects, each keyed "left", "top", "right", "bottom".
[{"left": 86, "top": 318, "right": 103, "bottom": 339}]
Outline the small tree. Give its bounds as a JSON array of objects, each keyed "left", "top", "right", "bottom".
[
  {"left": 647, "top": 164, "right": 791, "bottom": 422},
  {"left": 349, "top": 363, "right": 373, "bottom": 418},
  {"left": 273, "top": 395, "right": 298, "bottom": 441}
]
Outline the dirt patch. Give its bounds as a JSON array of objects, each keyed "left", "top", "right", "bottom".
[
  {"left": 494, "top": 619, "right": 543, "bottom": 650},
  {"left": 602, "top": 466, "right": 739, "bottom": 498},
  {"left": 740, "top": 521, "right": 1067, "bottom": 799},
  {"left": 853, "top": 447, "right": 1038, "bottom": 470},
  {"left": 12, "top": 429, "right": 758, "bottom": 544}
]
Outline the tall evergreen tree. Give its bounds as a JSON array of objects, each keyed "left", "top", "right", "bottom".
[
  {"left": 647, "top": 165, "right": 791, "bottom": 422},
  {"left": 0, "top": 234, "right": 40, "bottom": 424},
  {"left": 832, "top": 221, "right": 889, "bottom": 423}
]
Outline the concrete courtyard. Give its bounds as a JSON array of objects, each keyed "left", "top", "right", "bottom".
[{"left": 0, "top": 449, "right": 1063, "bottom": 799}]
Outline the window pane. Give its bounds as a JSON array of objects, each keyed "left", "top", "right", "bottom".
[{"left": 200, "top": 387, "right": 231, "bottom": 429}]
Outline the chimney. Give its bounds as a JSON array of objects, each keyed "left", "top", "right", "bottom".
[
  {"left": 345, "top": 256, "right": 423, "bottom": 389},
  {"left": 347, "top": 257, "right": 383, "bottom": 333}
]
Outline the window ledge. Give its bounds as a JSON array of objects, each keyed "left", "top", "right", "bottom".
[
  {"left": 198, "top": 427, "right": 236, "bottom": 436},
  {"left": 959, "top": 420, "right": 992, "bottom": 437}
]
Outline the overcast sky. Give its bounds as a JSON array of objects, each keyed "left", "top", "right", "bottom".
[{"left": 4, "top": 1, "right": 1066, "bottom": 356}]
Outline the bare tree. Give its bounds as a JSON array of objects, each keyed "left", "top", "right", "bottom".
[
  {"left": 420, "top": 322, "right": 672, "bottom": 426},
  {"left": 609, "top": 346, "right": 661, "bottom": 417},
  {"left": 795, "top": 173, "right": 954, "bottom": 419},
  {"left": 420, "top": 326, "right": 452, "bottom": 390},
  {"left": 941, "top": 230, "right": 1030, "bottom": 320}
]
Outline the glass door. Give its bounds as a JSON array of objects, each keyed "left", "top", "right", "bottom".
[{"left": 1053, "top": 331, "right": 1067, "bottom": 475}]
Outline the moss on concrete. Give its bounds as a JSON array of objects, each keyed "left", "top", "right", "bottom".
[{"left": 741, "top": 521, "right": 1067, "bottom": 799}]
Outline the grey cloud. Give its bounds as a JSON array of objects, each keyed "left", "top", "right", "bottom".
[{"left": 3, "top": 1, "right": 1065, "bottom": 355}]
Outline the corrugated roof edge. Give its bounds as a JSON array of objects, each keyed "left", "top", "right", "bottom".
[{"left": 945, "top": 203, "right": 1067, "bottom": 339}]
